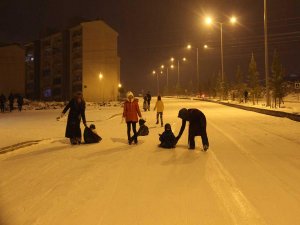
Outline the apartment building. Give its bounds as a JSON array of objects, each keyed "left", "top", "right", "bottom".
[
  {"left": 25, "top": 41, "right": 40, "bottom": 100},
  {"left": 25, "top": 20, "right": 120, "bottom": 101},
  {"left": 69, "top": 20, "right": 120, "bottom": 102}
]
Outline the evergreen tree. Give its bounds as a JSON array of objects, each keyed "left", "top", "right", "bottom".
[
  {"left": 248, "top": 53, "right": 261, "bottom": 105},
  {"left": 234, "top": 65, "right": 246, "bottom": 102},
  {"left": 271, "top": 50, "right": 286, "bottom": 108}
]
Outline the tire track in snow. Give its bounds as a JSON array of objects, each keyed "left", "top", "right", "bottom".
[
  {"left": 206, "top": 120, "right": 268, "bottom": 225},
  {"left": 205, "top": 151, "right": 268, "bottom": 225}
]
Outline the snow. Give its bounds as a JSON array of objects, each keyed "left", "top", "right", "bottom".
[{"left": 1, "top": 98, "right": 300, "bottom": 225}]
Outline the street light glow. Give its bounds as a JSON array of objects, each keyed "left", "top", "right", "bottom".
[
  {"left": 118, "top": 83, "right": 122, "bottom": 88},
  {"left": 182, "top": 57, "right": 186, "bottom": 61},
  {"left": 170, "top": 65, "right": 174, "bottom": 69},
  {"left": 187, "top": 44, "right": 192, "bottom": 49},
  {"left": 205, "top": 17, "right": 212, "bottom": 25},
  {"left": 161, "top": 65, "right": 164, "bottom": 69},
  {"left": 170, "top": 57, "right": 174, "bottom": 62},
  {"left": 204, "top": 44, "right": 208, "bottom": 49},
  {"left": 99, "top": 73, "right": 103, "bottom": 80},
  {"left": 230, "top": 16, "right": 237, "bottom": 24},
  {"left": 152, "top": 70, "right": 156, "bottom": 74}
]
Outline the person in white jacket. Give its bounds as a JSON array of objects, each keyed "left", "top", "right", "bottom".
[{"left": 153, "top": 95, "right": 164, "bottom": 127}]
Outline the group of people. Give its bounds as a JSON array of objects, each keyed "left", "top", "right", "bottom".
[
  {"left": 59, "top": 91, "right": 209, "bottom": 151},
  {"left": 0, "top": 93, "right": 24, "bottom": 113}
]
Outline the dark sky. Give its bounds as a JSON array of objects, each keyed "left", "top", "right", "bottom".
[{"left": 1, "top": 0, "right": 300, "bottom": 94}]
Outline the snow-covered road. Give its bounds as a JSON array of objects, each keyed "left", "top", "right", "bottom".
[{"left": 1, "top": 98, "right": 300, "bottom": 225}]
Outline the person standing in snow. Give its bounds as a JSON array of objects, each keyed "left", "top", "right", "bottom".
[
  {"left": 17, "top": 95, "right": 24, "bottom": 111},
  {"left": 123, "top": 91, "right": 142, "bottom": 144},
  {"left": 175, "top": 108, "right": 209, "bottom": 151},
  {"left": 8, "top": 93, "right": 14, "bottom": 112},
  {"left": 0, "top": 93, "right": 6, "bottom": 113},
  {"left": 58, "top": 92, "right": 87, "bottom": 145},
  {"left": 143, "top": 95, "right": 148, "bottom": 112},
  {"left": 146, "top": 91, "right": 151, "bottom": 111},
  {"left": 153, "top": 95, "right": 164, "bottom": 127}
]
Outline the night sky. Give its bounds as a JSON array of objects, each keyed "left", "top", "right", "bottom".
[{"left": 1, "top": 0, "right": 300, "bottom": 94}]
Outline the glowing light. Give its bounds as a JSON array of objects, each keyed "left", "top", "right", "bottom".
[
  {"left": 187, "top": 44, "right": 192, "bottom": 49},
  {"left": 99, "top": 73, "right": 103, "bottom": 80},
  {"left": 205, "top": 17, "right": 213, "bottom": 25},
  {"left": 230, "top": 16, "right": 237, "bottom": 24}
]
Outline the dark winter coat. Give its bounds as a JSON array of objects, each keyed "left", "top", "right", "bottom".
[
  {"left": 137, "top": 124, "right": 149, "bottom": 136},
  {"left": 123, "top": 98, "right": 142, "bottom": 122},
  {"left": 176, "top": 108, "right": 208, "bottom": 145},
  {"left": 84, "top": 127, "right": 102, "bottom": 143},
  {"left": 62, "top": 98, "right": 86, "bottom": 138},
  {"left": 17, "top": 96, "right": 23, "bottom": 105},
  {"left": 159, "top": 130, "right": 176, "bottom": 148}
]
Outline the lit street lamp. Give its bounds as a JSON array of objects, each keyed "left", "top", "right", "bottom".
[
  {"left": 170, "top": 57, "right": 187, "bottom": 94},
  {"left": 205, "top": 15, "right": 237, "bottom": 99},
  {"left": 186, "top": 44, "right": 209, "bottom": 94}
]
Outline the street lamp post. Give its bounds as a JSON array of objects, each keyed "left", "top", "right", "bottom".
[
  {"left": 264, "top": 0, "right": 270, "bottom": 107},
  {"left": 152, "top": 70, "right": 160, "bottom": 95},
  {"left": 99, "top": 73, "right": 103, "bottom": 102},
  {"left": 171, "top": 57, "right": 186, "bottom": 95},
  {"left": 205, "top": 16, "right": 237, "bottom": 99}
]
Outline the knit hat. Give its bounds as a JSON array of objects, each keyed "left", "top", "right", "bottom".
[
  {"left": 164, "top": 123, "right": 171, "bottom": 130},
  {"left": 126, "top": 91, "right": 134, "bottom": 98}
]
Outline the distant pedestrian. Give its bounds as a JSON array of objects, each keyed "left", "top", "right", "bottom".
[
  {"left": 175, "top": 108, "right": 209, "bottom": 151},
  {"left": 143, "top": 95, "right": 148, "bottom": 112},
  {"left": 153, "top": 95, "right": 164, "bottom": 127},
  {"left": 17, "top": 95, "right": 24, "bottom": 111},
  {"left": 159, "top": 123, "right": 176, "bottom": 149},
  {"left": 0, "top": 93, "right": 6, "bottom": 113},
  {"left": 146, "top": 91, "right": 151, "bottom": 111},
  {"left": 244, "top": 90, "right": 248, "bottom": 103},
  {"left": 8, "top": 93, "right": 14, "bottom": 112},
  {"left": 58, "top": 92, "right": 87, "bottom": 145},
  {"left": 123, "top": 91, "right": 142, "bottom": 145}
]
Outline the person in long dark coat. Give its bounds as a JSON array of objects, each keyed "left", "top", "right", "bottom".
[
  {"left": 59, "top": 92, "right": 87, "bottom": 145},
  {"left": 17, "top": 95, "right": 24, "bottom": 111},
  {"left": 8, "top": 93, "right": 14, "bottom": 112},
  {"left": 0, "top": 94, "right": 6, "bottom": 113},
  {"left": 175, "top": 108, "right": 209, "bottom": 151}
]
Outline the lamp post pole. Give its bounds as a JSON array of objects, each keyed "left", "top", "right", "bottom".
[{"left": 264, "top": 0, "right": 270, "bottom": 107}]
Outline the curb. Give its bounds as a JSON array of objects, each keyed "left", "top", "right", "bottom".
[{"left": 199, "top": 98, "right": 300, "bottom": 122}]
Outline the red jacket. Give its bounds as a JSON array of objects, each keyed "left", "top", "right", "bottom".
[{"left": 123, "top": 99, "right": 142, "bottom": 122}]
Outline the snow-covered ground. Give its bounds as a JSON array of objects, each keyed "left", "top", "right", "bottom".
[{"left": 0, "top": 98, "right": 300, "bottom": 225}]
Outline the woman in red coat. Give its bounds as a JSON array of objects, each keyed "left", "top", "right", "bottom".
[{"left": 123, "top": 91, "right": 142, "bottom": 144}]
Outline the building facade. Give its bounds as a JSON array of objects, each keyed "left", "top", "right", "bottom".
[
  {"left": 25, "top": 41, "right": 40, "bottom": 100},
  {"left": 25, "top": 19, "right": 120, "bottom": 102},
  {"left": 70, "top": 20, "right": 120, "bottom": 102},
  {"left": 0, "top": 44, "right": 25, "bottom": 96}
]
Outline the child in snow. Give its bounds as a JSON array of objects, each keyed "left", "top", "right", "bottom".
[
  {"left": 129, "top": 118, "right": 149, "bottom": 144},
  {"left": 159, "top": 123, "right": 176, "bottom": 149},
  {"left": 153, "top": 95, "right": 164, "bottom": 127},
  {"left": 84, "top": 124, "right": 102, "bottom": 144}
]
